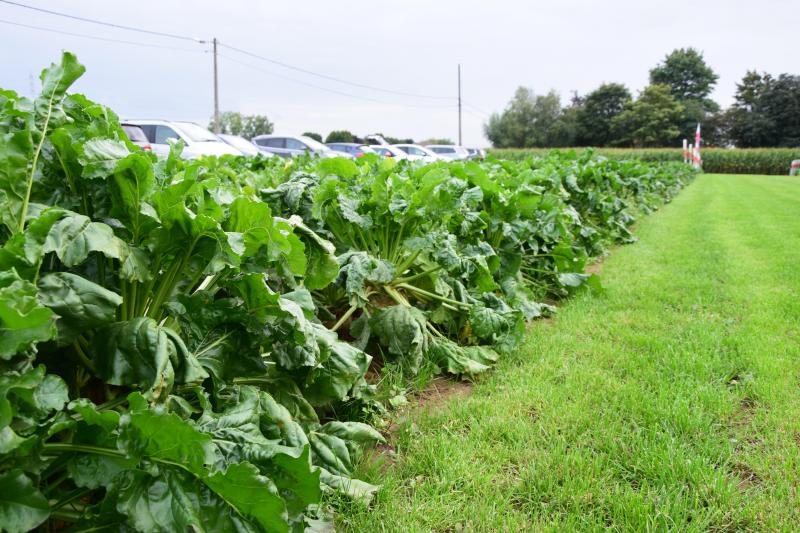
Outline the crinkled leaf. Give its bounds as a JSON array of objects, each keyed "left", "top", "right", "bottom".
[
  {"left": 369, "top": 305, "right": 428, "bottom": 373},
  {"left": 115, "top": 468, "right": 262, "bottom": 533},
  {"left": 91, "top": 318, "right": 172, "bottom": 390},
  {"left": 118, "top": 392, "right": 216, "bottom": 474},
  {"left": 37, "top": 272, "right": 121, "bottom": 343}
]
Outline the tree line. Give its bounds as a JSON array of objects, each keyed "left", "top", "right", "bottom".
[{"left": 485, "top": 48, "right": 800, "bottom": 148}]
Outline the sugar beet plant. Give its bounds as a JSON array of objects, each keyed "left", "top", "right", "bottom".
[{"left": 0, "top": 53, "right": 695, "bottom": 532}]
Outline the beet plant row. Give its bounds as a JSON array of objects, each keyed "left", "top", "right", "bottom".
[{"left": 0, "top": 53, "right": 696, "bottom": 532}]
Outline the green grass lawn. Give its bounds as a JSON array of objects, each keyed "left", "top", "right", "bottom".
[{"left": 336, "top": 174, "right": 800, "bottom": 532}]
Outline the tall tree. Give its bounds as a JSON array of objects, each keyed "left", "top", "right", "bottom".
[
  {"left": 728, "top": 72, "right": 800, "bottom": 147},
  {"left": 575, "top": 83, "right": 631, "bottom": 146},
  {"left": 302, "top": 132, "right": 323, "bottom": 142},
  {"left": 649, "top": 48, "right": 720, "bottom": 142},
  {"left": 754, "top": 74, "right": 800, "bottom": 146},
  {"left": 612, "top": 84, "right": 684, "bottom": 147},
  {"left": 484, "top": 88, "right": 571, "bottom": 147},
  {"left": 650, "top": 48, "right": 718, "bottom": 101},
  {"left": 325, "top": 130, "right": 355, "bottom": 143},
  {"left": 211, "top": 112, "right": 274, "bottom": 139}
]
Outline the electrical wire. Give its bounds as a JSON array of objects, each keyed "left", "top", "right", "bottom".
[
  {"left": 1, "top": 0, "right": 460, "bottom": 106},
  {"left": 463, "top": 101, "right": 492, "bottom": 116},
  {"left": 219, "top": 42, "right": 456, "bottom": 101},
  {"left": 0, "top": 0, "right": 199, "bottom": 41},
  {"left": 219, "top": 53, "right": 455, "bottom": 109},
  {"left": 0, "top": 18, "right": 204, "bottom": 52}
]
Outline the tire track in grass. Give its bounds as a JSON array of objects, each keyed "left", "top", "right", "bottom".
[{"left": 702, "top": 175, "right": 800, "bottom": 529}]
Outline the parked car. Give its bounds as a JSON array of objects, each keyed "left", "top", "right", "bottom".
[
  {"left": 252, "top": 135, "right": 354, "bottom": 159},
  {"left": 426, "top": 144, "right": 471, "bottom": 160},
  {"left": 120, "top": 123, "right": 151, "bottom": 151},
  {"left": 217, "top": 133, "right": 271, "bottom": 157},
  {"left": 393, "top": 144, "right": 442, "bottom": 163},
  {"left": 370, "top": 145, "right": 408, "bottom": 160},
  {"left": 125, "top": 120, "right": 240, "bottom": 159},
  {"left": 466, "top": 148, "right": 486, "bottom": 160},
  {"left": 325, "top": 143, "right": 376, "bottom": 158}
]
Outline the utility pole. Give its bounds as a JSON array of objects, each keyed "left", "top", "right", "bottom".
[
  {"left": 457, "top": 64, "right": 462, "bottom": 145},
  {"left": 212, "top": 37, "right": 220, "bottom": 133}
]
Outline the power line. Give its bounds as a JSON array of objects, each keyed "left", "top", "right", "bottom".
[
  {"left": 220, "top": 42, "right": 456, "bottom": 101},
  {"left": 219, "top": 53, "right": 455, "bottom": 109},
  {"left": 463, "top": 101, "right": 492, "bottom": 116},
  {"left": 1, "top": 0, "right": 457, "bottom": 103},
  {"left": 0, "top": 0, "right": 200, "bottom": 42},
  {"left": 0, "top": 18, "right": 204, "bottom": 52}
]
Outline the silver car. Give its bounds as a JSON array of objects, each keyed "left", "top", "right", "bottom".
[
  {"left": 218, "top": 134, "right": 272, "bottom": 157},
  {"left": 252, "top": 135, "right": 354, "bottom": 159},
  {"left": 125, "top": 120, "right": 241, "bottom": 159},
  {"left": 370, "top": 145, "right": 408, "bottom": 160},
  {"left": 426, "top": 144, "right": 471, "bottom": 161},
  {"left": 393, "top": 144, "right": 442, "bottom": 163}
]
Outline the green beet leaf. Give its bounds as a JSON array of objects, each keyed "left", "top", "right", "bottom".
[
  {"left": 0, "top": 470, "right": 50, "bottom": 533},
  {"left": 91, "top": 318, "right": 173, "bottom": 390},
  {"left": 118, "top": 392, "right": 216, "bottom": 474},
  {"left": 0, "top": 269, "right": 57, "bottom": 359},
  {"left": 369, "top": 305, "right": 428, "bottom": 373},
  {"left": 37, "top": 272, "right": 122, "bottom": 343},
  {"left": 115, "top": 468, "right": 262, "bottom": 533}
]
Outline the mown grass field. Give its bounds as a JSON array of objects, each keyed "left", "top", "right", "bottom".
[{"left": 336, "top": 174, "right": 800, "bottom": 531}]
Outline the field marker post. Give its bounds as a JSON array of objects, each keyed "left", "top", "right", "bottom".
[
  {"left": 693, "top": 123, "right": 702, "bottom": 169},
  {"left": 683, "top": 139, "right": 688, "bottom": 164}
]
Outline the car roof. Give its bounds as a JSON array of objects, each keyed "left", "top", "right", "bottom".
[{"left": 124, "top": 119, "right": 178, "bottom": 125}]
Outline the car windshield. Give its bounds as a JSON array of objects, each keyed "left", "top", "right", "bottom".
[
  {"left": 220, "top": 135, "right": 260, "bottom": 156},
  {"left": 122, "top": 125, "right": 148, "bottom": 143},
  {"left": 299, "top": 136, "right": 330, "bottom": 152},
  {"left": 175, "top": 122, "right": 221, "bottom": 142}
]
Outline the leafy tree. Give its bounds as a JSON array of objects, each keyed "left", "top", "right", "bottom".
[
  {"left": 302, "top": 131, "right": 323, "bottom": 142},
  {"left": 211, "top": 112, "right": 274, "bottom": 139},
  {"left": 735, "top": 70, "right": 769, "bottom": 110},
  {"left": 419, "top": 137, "right": 455, "bottom": 145},
  {"left": 649, "top": 48, "right": 720, "bottom": 142},
  {"left": 612, "top": 84, "right": 684, "bottom": 147},
  {"left": 575, "top": 83, "right": 631, "bottom": 146},
  {"left": 325, "top": 130, "right": 355, "bottom": 143},
  {"left": 752, "top": 74, "right": 800, "bottom": 146},
  {"left": 485, "top": 88, "right": 572, "bottom": 147},
  {"left": 650, "top": 48, "right": 718, "bottom": 101},
  {"left": 699, "top": 109, "right": 734, "bottom": 147},
  {"left": 728, "top": 72, "right": 800, "bottom": 147}
]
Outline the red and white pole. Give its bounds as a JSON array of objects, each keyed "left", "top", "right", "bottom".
[
  {"left": 683, "top": 139, "right": 688, "bottom": 164},
  {"left": 694, "top": 123, "right": 702, "bottom": 169}
]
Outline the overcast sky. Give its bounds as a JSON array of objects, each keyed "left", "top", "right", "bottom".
[{"left": 1, "top": 0, "right": 796, "bottom": 146}]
